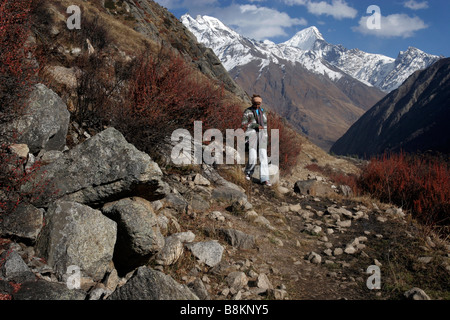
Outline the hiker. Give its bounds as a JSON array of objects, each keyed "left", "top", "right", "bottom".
[{"left": 241, "top": 94, "right": 271, "bottom": 186}]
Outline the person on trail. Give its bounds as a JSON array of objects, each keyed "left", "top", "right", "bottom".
[{"left": 241, "top": 94, "right": 271, "bottom": 186}]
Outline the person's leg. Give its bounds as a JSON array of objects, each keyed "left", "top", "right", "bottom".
[
  {"left": 259, "top": 147, "right": 270, "bottom": 183},
  {"left": 258, "top": 131, "right": 270, "bottom": 184},
  {"left": 244, "top": 131, "right": 258, "bottom": 178}
]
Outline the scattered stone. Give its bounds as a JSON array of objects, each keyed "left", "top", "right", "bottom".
[
  {"left": 289, "top": 204, "right": 302, "bottom": 212},
  {"left": 226, "top": 271, "right": 248, "bottom": 290},
  {"left": 220, "top": 229, "right": 255, "bottom": 250},
  {"left": 344, "top": 246, "right": 357, "bottom": 255},
  {"left": 170, "top": 231, "right": 196, "bottom": 244},
  {"left": 188, "top": 278, "right": 210, "bottom": 300},
  {"left": 209, "top": 211, "right": 225, "bottom": 222},
  {"left": 333, "top": 248, "right": 344, "bottom": 256},
  {"left": 294, "top": 180, "right": 334, "bottom": 197},
  {"left": 186, "top": 241, "right": 224, "bottom": 267},
  {"left": 307, "top": 252, "right": 322, "bottom": 264},
  {"left": 192, "top": 173, "right": 210, "bottom": 186},
  {"left": 156, "top": 236, "right": 184, "bottom": 266},
  {"left": 418, "top": 257, "right": 433, "bottom": 264},
  {"left": 404, "top": 287, "right": 431, "bottom": 300},
  {"left": 337, "top": 220, "right": 352, "bottom": 228},
  {"left": 108, "top": 267, "right": 199, "bottom": 300}
]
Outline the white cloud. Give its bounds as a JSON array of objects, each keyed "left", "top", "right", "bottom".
[
  {"left": 155, "top": 1, "right": 307, "bottom": 40},
  {"left": 213, "top": 4, "right": 307, "bottom": 40},
  {"left": 353, "top": 13, "right": 428, "bottom": 38},
  {"left": 285, "top": 0, "right": 357, "bottom": 20},
  {"left": 403, "top": 0, "right": 429, "bottom": 10}
]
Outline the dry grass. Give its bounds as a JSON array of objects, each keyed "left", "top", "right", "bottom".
[{"left": 49, "top": 0, "right": 155, "bottom": 55}]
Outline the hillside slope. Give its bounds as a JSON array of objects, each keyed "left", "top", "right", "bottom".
[{"left": 331, "top": 58, "right": 450, "bottom": 158}]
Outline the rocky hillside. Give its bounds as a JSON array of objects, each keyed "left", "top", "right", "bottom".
[
  {"left": 1, "top": 83, "right": 449, "bottom": 301},
  {"left": 0, "top": 0, "right": 449, "bottom": 302},
  {"left": 331, "top": 58, "right": 450, "bottom": 158}
]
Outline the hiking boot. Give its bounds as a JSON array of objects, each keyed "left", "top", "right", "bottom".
[
  {"left": 245, "top": 174, "right": 251, "bottom": 181},
  {"left": 263, "top": 181, "right": 272, "bottom": 187}
]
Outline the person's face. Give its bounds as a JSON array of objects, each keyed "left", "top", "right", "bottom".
[{"left": 253, "top": 98, "right": 262, "bottom": 108}]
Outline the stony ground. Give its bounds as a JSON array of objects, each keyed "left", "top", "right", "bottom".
[{"left": 156, "top": 171, "right": 450, "bottom": 301}]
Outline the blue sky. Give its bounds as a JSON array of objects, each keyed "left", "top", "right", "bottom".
[{"left": 155, "top": 0, "right": 449, "bottom": 58}]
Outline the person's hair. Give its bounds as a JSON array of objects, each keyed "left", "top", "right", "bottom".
[{"left": 251, "top": 94, "right": 262, "bottom": 104}]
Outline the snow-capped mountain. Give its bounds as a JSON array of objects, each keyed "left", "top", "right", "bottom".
[{"left": 182, "top": 14, "right": 441, "bottom": 93}]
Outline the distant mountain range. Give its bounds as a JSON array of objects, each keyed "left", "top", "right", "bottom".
[
  {"left": 331, "top": 58, "right": 450, "bottom": 158},
  {"left": 182, "top": 14, "right": 443, "bottom": 151}
]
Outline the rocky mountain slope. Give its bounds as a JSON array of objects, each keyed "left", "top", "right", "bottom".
[
  {"left": 1, "top": 83, "right": 449, "bottom": 302},
  {"left": 331, "top": 58, "right": 450, "bottom": 158}
]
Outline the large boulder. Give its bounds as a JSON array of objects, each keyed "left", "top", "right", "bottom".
[
  {"left": 101, "top": 197, "right": 165, "bottom": 274},
  {"left": 13, "top": 280, "right": 86, "bottom": 300},
  {"left": 5, "top": 84, "right": 70, "bottom": 154},
  {"left": 108, "top": 266, "right": 199, "bottom": 300},
  {"left": 33, "top": 127, "right": 170, "bottom": 207},
  {"left": 0, "top": 203, "right": 44, "bottom": 244},
  {"left": 35, "top": 201, "right": 117, "bottom": 281}
]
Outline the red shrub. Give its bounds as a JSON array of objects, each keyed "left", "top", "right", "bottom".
[
  {"left": 0, "top": 0, "right": 53, "bottom": 217},
  {"left": 358, "top": 152, "right": 450, "bottom": 228},
  {"left": 267, "top": 111, "right": 302, "bottom": 174},
  {"left": 0, "top": 0, "right": 37, "bottom": 125},
  {"left": 110, "top": 47, "right": 244, "bottom": 154}
]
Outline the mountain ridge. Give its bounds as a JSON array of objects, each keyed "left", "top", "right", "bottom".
[
  {"left": 330, "top": 57, "right": 450, "bottom": 158},
  {"left": 182, "top": 14, "right": 442, "bottom": 93}
]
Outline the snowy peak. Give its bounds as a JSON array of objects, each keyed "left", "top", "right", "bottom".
[
  {"left": 283, "top": 26, "right": 324, "bottom": 51},
  {"left": 181, "top": 14, "right": 241, "bottom": 48}
]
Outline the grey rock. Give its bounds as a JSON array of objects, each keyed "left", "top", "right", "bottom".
[
  {"left": 188, "top": 278, "right": 210, "bottom": 300},
  {"left": 162, "top": 193, "right": 189, "bottom": 214},
  {"left": 5, "top": 84, "right": 70, "bottom": 154},
  {"left": 307, "top": 252, "right": 322, "bottom": 264},
  {"left": 212, "top": 187, "right": 247, "bottom": 203},
  {"left": 0, "top": 203, "right": 44, "bottom": 243},
  {"left": 220, "top": 229, "right": 255, "bottom": 250},
  {"left": 102, "top": 197, "right": 165, "bottom": 273},
  {"left": 108, "top": 267, "right": 199, "bottom": 300},
  {"left": 156, "top": 236, "right": 184, "bottom": 266},
  {"left": 0, "top": 250, "right": 36, "bottom": 283},
  {"left": 226, "top": 271, "right": 248, "bottom": 289},
  {"left": 192, "top": 173, "right": 210, "bottom": 186},
  {"left": 88, "top": 287, "right": 113, "bottom": 300},
  {"left": 34, "top": 127, "right": 169, "bottom": 207},
  {"left": 186, "top": 241, "right": 224, "bottom": 267},
  {"left": 13, "top": 280, "right": 86, "bottom": 300},
  {"left": 404, "top": 287, "right": 431, "bottom": 300},
  {"left": 170, "top": 231, "right": 196, "bottom": 243},
  {"left": 294, "top": 180, "right": 334, "bottom": 197},
  {"left": 257, "top": 273, "right": 273, "bottom": 291},
  {"left": 35, "top": 201, "right": 117, "bottom": 281}
]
